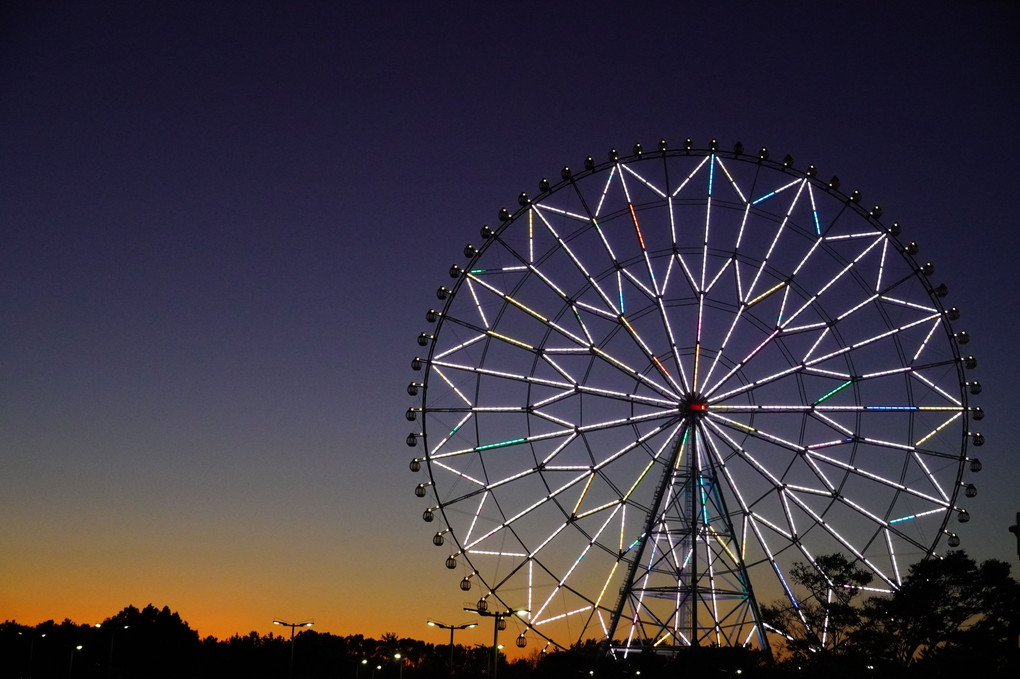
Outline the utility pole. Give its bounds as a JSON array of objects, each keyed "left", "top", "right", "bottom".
[{"left": 1009, "top": 512, "right": 1019, "bottom": 560}]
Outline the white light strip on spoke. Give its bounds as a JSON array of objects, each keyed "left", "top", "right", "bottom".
[
  {"left": 428, "top": 412, "right": 473, "bottom": 455},
  {"left": 700, "top": 297, "right": 746, "bottom": 391},
  {"left": 782, "top": 234, "right": 883, "bottom": 327},
  {"left": 533, "top": 503, "right": 625, "bottom": 625},
  {"left": 823, "top": 230, "right": 882, "bottom": 241},
  {"left": 671, "top": 155, "right": 711, "bottom": 197},
  {"left": 656, "top": 296, "right": 692, "bottom": 393},
  {"left": 704, "top": 257, "right": 733, "bottom": 295},
  {"left": 464, "top": 491, "right": 489, "bottom": 545},
  {"left": 781, "top": 488, "right": 897, "bottom": 589},
  {"left": 620, "top": 265, "right": 657, "bottom": 301},
  {"left": 539, "top": 354, "right": 580, "bottom": 388},
  {"left": 884, "top": 528, "right": 902, "bottom": 586},
  {"left": 590, "top": 345, "right": 679, "bottom": 401},
  {"left": 431, "top": 459, "right": 485, "bottom": 486},
  {"left": 433, "top": 333, "right": 486, "bottom": 360},
  {"left": 889, "top": 507, "right": 945, "bottom": 524},
  {"left": 836, "top": 293, "right": 879, "bottom": 322},
  {"left": 532, "top": 202, "right": 589, "bottom": 221},
  {"left": 811, "top": 410, "right": 855, "bottom": 436},
  {"left": 533, "top": 207, "right": 619, "bottom": 315},
  {"left": 783, "top": 320, "right": 828, "bottom": 333},
  {"left": 744, "top": 180, "right": 806, "bottom": 301},
  {"left": 621, "top": 163, "right": 667, "bottom": 197},
  {"left": 431, "top": 361, "right": 569, "bottom": 389},
  {"left": 595, "top": 165, "right": 616, "bottom": 216},
  {"left": 911, "top": 318, "right": 941, "bottom": 362},
  {"left": 539, "top": 433, "right": 578, "bottom": 466},
  {"left": 702, "top": 329, "right": 781, "bottom": 398},
  {"left": 807, "top": 183, "right": 822, "bottom": 235},
  {"left": 806, "top": 313, "right": 938, "bottom": 366},
  {"left": 463, "top": 471, "right": 588, "bottom": 550},
  {"left": 618, "top": 315, "right": 683, "bottom": 395},
  {"left": 880, "top": 295, "right": 937, "bottom": 313},
  {"left": 910, "top": 450, "right": 950, "bottom": 502},
  {"left": 714, "top": 156, "right": 747, "bottom": 203},
  {"left": 703, "top": 419, "right": 786, "bottom": 488},
  {"left": 876, "top": 239, "right": 888, "bottom": 291},
  {"left": 431, "top": 365, "right": 474, "bottom": 406},
  {"left": 805, "top": 450, "right": 948, "bottom": 506},
  {"left": 465, "top": 277, "right": 490, "bottom": 328},
  {"left": 707, "top": 362, "right": 800, "bottom": 403},
  {"left": 749, "top": 511, "right": 793, "bottom": 541},
  {"left": 910, "top": 371, "right": 962, "bottom": 406},
  {"left": 750, "top": 178, "right": 802, "bottom": 205}
]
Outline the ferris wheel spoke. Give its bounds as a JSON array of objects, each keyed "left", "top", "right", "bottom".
[
  {"left": 803, "top": 448, "right": 950, "bottom": 507},
  {"left": 529, "top": 205, "right": 622, "bottom": 316},
  {"left": 743, "top": 179, "right": 808, "bottom": 303},
  {"left": 460, "top": 470, "right": 591, "bottom": 551}
]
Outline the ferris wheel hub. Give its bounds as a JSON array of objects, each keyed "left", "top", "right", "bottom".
[{"left": 678, "top": 392, "right": 708, "bottom": 421}]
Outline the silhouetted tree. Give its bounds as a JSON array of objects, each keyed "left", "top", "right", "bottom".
[
  {"left": 853, "top": 550, "right": 1020, "bottom": 676},
  {"left": 761, "top": 552, "right": 873, "bottom": 662}
]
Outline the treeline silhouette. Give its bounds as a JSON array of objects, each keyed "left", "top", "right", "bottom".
[{"left": 3, "top": 551, "right": 1018, "bottom": 678}]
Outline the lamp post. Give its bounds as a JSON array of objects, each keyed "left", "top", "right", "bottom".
[
  {"left": 68, "top": 645, "right": 83, "bottom": 679},
  {"left": 463, "top": 604, "right": 528, "bottom": 679},
  {"left": 356, "top": 658, "right": 368, "bottom": 679},
  {"left": 393, "top": 653, "right": 404, "bottom": 679},
  {"left": 273, "top": 619, "right": 313, "bottom": 679},
  {"left": 427, "top": 619, "right": 477, "bottom": 675},
  {"left": 95, "top": 623, "right": 128, "bottom": 679},
  {"left": 18, "top": 631, "right": 45, "bottom": 679}
]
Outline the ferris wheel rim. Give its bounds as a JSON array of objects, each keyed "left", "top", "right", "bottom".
[{"left": 408, "top": 140, "right": 980, "bottom": 654}]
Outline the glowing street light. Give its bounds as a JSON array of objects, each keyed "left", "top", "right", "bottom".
[
  {"left": 394, "top": 652, "right": 404, "bottom": 679},
  {"left": 427, "top": 619, "right": 477, "bottom": 675},
  {"left": 95, "top": 622, "right": 128, "bottom": 679},
  {"left": 273, "top": 619, "right": 313, "bottom": 679},
  {"left": 68, "top": 645, "right": 83, "bottom": 679},
  {"left": 463, "top": 604, "right": 528, "bottom": 679}
]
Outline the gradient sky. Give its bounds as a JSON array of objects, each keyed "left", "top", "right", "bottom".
[{"left": 2, "top": 1, "right": 1018, "bottom": 648}]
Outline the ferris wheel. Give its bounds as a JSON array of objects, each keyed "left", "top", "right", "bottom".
[{"left": 405, "top": 139, "right": 982, "bottom": 656}]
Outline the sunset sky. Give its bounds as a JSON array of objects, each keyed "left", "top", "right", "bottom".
[{"left": 3, "top": 1, "right": 1018, "bottom": 648}]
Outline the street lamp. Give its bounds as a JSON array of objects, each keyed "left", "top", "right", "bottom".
[
  {"left": 18, "top": 631, "right": 45, "bottom": 678},
  {"left": 394, "top": 653, "right": 404, "bottom": 679},
  {"left": 427, "top": 619, "right": 477, "bottom": 674},
  {"left": 68, "top": 645, "right": 83, "bottom": 679},
  {"left": 273, "top": 619, "right": 313, "bottom": 679},
  {"left": 463, "top": 605, "right": 528, "bottom": 679},
  {"left": 356, "top": 658, "right": 368, "bottom": 679},
  {"left": 95, "top": 622, "right": 128, "bottom": 679}
]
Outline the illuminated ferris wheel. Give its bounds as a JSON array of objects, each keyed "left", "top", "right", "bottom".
[{"left": 405, "top": 140, "right": 983, "bottom": 656}]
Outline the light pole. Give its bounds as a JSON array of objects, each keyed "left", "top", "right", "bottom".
[
  {"left": 1009, "top": 511, "right": 1019, "bottom": 560},
  {"left": 356, "top": 658, "right": 368, "bottom": 679},
  {"left": 427, "top": 619, "right": 477, "bottom": 674},
  {"left": 18, "top": 631, "right": 45, "bottom": 678},
  {"left": 68, "top": 645, "right": 83, "bottom": 679},
  {"left": 463, "top": 604, "right": 528, "bottom": 679},
  {"left": 394, "top": 652, "right": 404, "bottom": 679},
  {"left": 273, "top": 619, "right": 313, "bottom": 679},
  {"left": 95, "top": 622, "right": 128, "bottom": 679}
]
